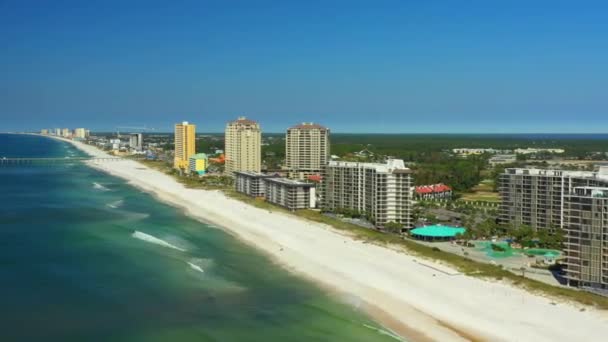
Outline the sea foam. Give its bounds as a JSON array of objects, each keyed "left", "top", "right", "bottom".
[
  {"left": 106, "top": 199, "right": 124, "bottom": 209},
  {"left": 132, "top": 231, "right": 186, "bottom": 252},
  {"left": 187, "top": 261, "right": 205, "bottom": 273},
  {"left": 92, "top": 182, "right": 109, "bottom": 191},
  {"left": 362, "top": 324, "right": 404, "bottom": 341}
]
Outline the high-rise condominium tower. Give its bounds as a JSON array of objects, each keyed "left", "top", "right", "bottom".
[
  {"left": 174, "top": 121, "right": 196, "bottom": 171},
  {"left": 324, "top": 159, "right": 413, "bottom": 229},
  {"left": 285, "top": 122, "right": 330, "bottom": 180},
  {"left": 563, "top": 186, "right": 608, "bottom": 290},
  {"left": 224, "top": 117, "right": 261, "bottom": 175},
  {"left": 500, "top": 167, "right": 608, "bottom": 290},
  {"left": 499, "top": 167, "right": 608, "bottom": 230},
  {"left": 74, "top": 128, "right": 86, "bottom": 139}
]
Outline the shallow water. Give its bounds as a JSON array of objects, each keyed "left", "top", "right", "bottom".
[{"left": 0, "top": 134, "right": 398, "bottom": 341}]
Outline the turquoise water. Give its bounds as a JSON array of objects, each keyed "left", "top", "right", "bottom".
[
  {"left": 475, "top": 241, "right": 517, "bottom": 258},
  {"left": 0, "top": 134, "right": 398, "bottom": 341},
  {"left": 475, "top": 242, "right": 561, "bottom": 259},
  {"left": 524, "top": 249, "right": 561, "bottom": 258}
]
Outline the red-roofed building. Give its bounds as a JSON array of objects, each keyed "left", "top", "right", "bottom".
[
  {"left": 415, "top": 183, "right": 453, "bottom": 200},
  {"left": 307, "top": 174, "right": 323, "bottom": 182}
]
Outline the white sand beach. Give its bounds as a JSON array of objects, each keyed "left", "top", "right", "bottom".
[{"left": 64, "top": 138, "right": 608, "bottom": 341}]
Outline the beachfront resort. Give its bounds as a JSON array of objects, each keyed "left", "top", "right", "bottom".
[{"left": 43, "top": 121, "right": 608, "bottom": 295}]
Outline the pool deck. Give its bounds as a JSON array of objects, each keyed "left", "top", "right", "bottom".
[{"left": 411, "top": 238, "right": 566, "bottom": 287}]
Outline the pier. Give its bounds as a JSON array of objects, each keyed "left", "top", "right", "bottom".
[{"left": 0, "top": 157, "right": 123, "bottom": 166}]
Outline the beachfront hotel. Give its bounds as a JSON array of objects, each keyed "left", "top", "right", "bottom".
[
  {"left": 174, "top": 121, "right": 196, "bottom": 171},
  {"left": 498, "top": 167, "right": 608, "bottom": 230},
  {"left": 499, "top": 167, "right": 608, "bottom": 290},
  {"left": 74, "top": 128, "right": 87, "bottom": 139},
  {"left": 285, "top": 122, "right": 330, "bottom": 180},
  {"left": 563, "top": 186, "right": 608, "bottom": 290},
  {"left": 224, "top": 117, "right": 261, "bottom": 176},
  {"left": 324, "top": 159, "right": 413, "bottom": 229},
  {"left": 188, "top": 153, "right": 208, "bottom": 175}
]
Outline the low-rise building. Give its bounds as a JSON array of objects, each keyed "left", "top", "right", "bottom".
[
  {"left": 264, "top": 178, "right": 316, "bottom": 210},
  {"left": 515, "top": 148, "right": 565, "bottom": 155},
  {"left": 489, "top": 154, "right": 517, "bottom": 166},
  {"left": 109, "top": 138, "right": 121, "bottom": 150},
  {"left": 415, "top": 183, "right": 452, "bottom": 200},
  {"left": 452, "top": 148, "right": 508, "bottom": 156},
  {"left": 189, "top": 153, "right": 208, "bottom": 175},
  {"left": 234, "top": 171, "right": 278, "bottom": 198}
]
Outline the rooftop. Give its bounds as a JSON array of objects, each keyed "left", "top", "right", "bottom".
[
  {"left": 415, "top": 183, "right": 452, "bottom": 194},
  {"left": 234, "top": 171, "right": 278, "bottom": 178},
  {"left": 288, "top": 122, "right": 328, "bottom": 130},
  {"left": 265, "top": 177, "right": 315, "bottom": 187},
  {"left": 328, "top": 159, "right": 412, "bottom": 174},
  {"left": 229, "top": 116, "right": 258, "bottom": 126},
  {"left": 505, "top": 166, "right": 608, "bottom": 182}
]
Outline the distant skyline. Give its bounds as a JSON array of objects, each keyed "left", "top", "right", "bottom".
[{"left": 1, "top": 1, "right": 607, "bottom": 133}]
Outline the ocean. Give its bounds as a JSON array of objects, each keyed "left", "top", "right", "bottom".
[{"left": 0, "top": 134, "right": 397, "bottom": 341}]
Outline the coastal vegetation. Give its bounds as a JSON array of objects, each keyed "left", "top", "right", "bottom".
[
  {"left": 225, "top": 189, "right": 608, "bottom": 309},
  {"left": 156, "top": 173, "right": 606, "bottom": 309},
  {"left": 123, "top": 137, "right": 608, "bottom": 310}
]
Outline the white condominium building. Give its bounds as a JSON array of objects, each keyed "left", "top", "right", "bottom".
[
  {"left": 324, "top": 159, "right": 413, "bottom": 229},
  {"left": 225, "top": 117, "right": 261, "bottom": 176},
  {"left": 285, "top": 122, "right": 330, "bottom": 179}
]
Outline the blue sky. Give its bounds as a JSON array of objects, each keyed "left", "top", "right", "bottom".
[{"left": 1, "top": 0, "right": 607, "bottom": 133}]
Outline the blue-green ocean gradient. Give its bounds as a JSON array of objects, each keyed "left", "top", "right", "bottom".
[{"left": 0, "top": 134, "right": 398, "bottom": 341}]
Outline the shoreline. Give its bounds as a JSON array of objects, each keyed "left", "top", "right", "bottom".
[{"left": 53, "top": 136, "right": 608, "bottom": 341}]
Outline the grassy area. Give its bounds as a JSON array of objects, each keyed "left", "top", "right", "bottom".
[
  {"left": 459, "top": 179, "right": 500, "bottom": 203},
  {"left": 137, "top": 159, "right": 608, "bottom": 310},
  {"left": 138, "top": 159, "right": 232, "bottom": 190}
]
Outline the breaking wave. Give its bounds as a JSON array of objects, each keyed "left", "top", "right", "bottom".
[
  {"left": 187, "top": 261, "right": 205, "bottom": 273},
  {"left": 362, "top": 324, "right": 404, "bottom": 341},
  {"left": 132, "top": 231, "right": 186, "bottom": 252},
  {"left": 92, "top": 182, "right": 109, "bottom": 191},
  {"left": 106, "top": 199, "right": 124, "bottom": 209},
  {"left": 186, "top": 258, "right": 213, "bottom": 274}
]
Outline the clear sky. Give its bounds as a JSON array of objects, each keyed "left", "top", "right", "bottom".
[{"left": 1, "top": 0, "right": 607, "bottom": 133}]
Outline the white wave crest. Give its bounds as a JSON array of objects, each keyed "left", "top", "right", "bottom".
[
  {"left": 106, "top": 199, "right": 124, "bottom": 209},
  {"left": 362, "top": 324, "right": 404, "bottom": 341},
  {"left": 93, "top": 182, "right": 109, "bottom": 191},
  {"left": 132, "top": 231, "right": 186, "bottom": 252},
  {"left": 187, "top": 261, "right": 205, "bottom": 273}
]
